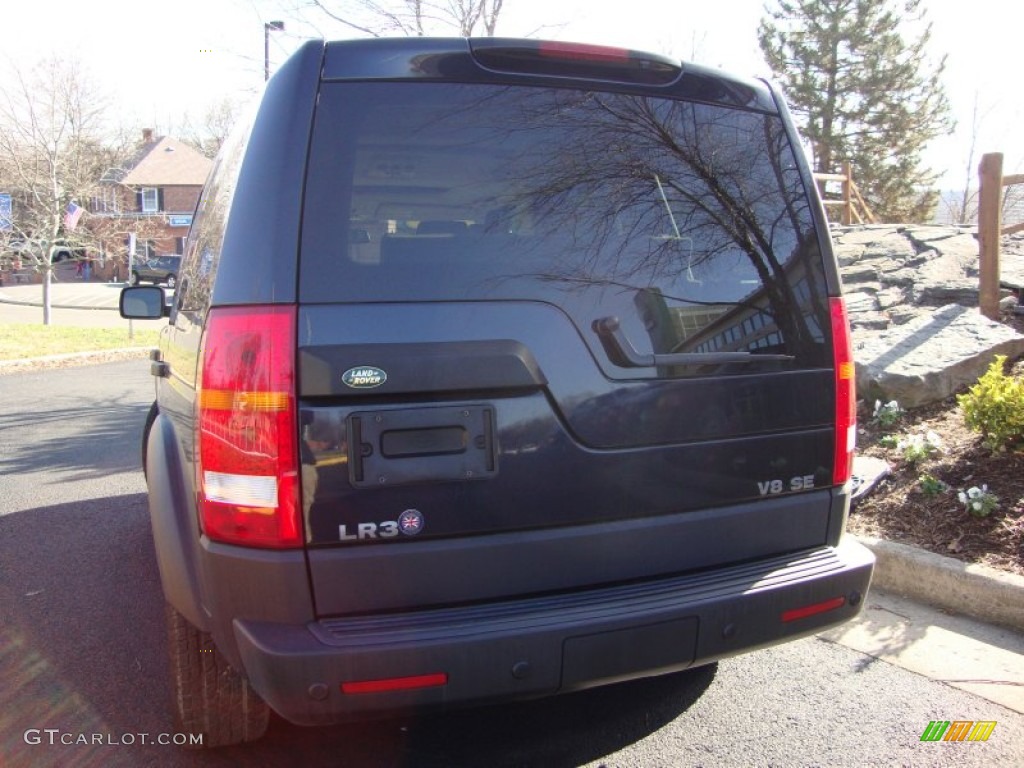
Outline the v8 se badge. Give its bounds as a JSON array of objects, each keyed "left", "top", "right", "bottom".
[{"left": 757, "top": 475, "right": 816, "bottom": 496}]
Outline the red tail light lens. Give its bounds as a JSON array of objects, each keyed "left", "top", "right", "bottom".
[
  {"left": 196, "top": 305, "right": 301, "bottom": 549},
  {"left": 831, "top": 297, "right": 856, "bottom": 486}
]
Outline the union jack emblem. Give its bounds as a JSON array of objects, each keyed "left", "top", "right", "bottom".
[{"left": 399, "top": 509, "right": 424, "bottom": 536}]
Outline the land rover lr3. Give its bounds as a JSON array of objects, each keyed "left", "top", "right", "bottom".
[{"left": 120, "top": 37, "right": 874, "bottom": 747}]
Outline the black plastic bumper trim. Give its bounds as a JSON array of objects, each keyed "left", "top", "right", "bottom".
[{"left": 233, "top": 539, "right": 873, "bottom": 726}]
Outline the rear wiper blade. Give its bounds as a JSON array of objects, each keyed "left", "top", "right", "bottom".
[{"left": 592, "top": 316, "right": 795, "bottom": 368}]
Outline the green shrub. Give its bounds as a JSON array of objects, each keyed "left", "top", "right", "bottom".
[
  {"left": 896, "top": 431, "right": 943, "bottom": 464},
  {"left": 957, "top": 356, "right": 1024, "bottom": 450},
  {"left": 873, "top": 399, "right": 904, "bottom": 429},
  {"left": 958, "top": 485, "right": 999, "bottom": 518},
  {"left": 918, "top": 474, "right": 947, "bottom": 497}
]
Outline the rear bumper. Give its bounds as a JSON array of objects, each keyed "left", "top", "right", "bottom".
[{"left": 234, "top": 539, "right": 874, "bottom": 725}]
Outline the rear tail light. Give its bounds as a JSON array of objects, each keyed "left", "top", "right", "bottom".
[
  {"left": 830, "top": 297, "right": 856, "bottom": 486},
  {"left": 196, "top": 305, "right": 302, "bottom": 549}
]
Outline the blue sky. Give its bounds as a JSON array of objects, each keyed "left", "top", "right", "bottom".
[{"left": 1, "top": 0, "right": 1019, "bottom": 191}]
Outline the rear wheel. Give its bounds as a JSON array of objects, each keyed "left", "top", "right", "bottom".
[
  {"left": 141, "top": 402, "right": 158, "bottom": 479},
  {"left": 164, "top": 602, "right": 270, "bottom": 748},
  {"left": 166, "top": 274, "right": 177, "bottom": 289},
  {"left": 129, "top": 271, "right": 139, "bottom": 286}
]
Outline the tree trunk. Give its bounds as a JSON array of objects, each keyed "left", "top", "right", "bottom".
[{"left": 42, "top": 264, "right": 52, "bottom": 325}]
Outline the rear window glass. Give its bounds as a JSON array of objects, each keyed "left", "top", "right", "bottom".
[{"left": 301, "top": 82, "right": 829, "bottom": 366}]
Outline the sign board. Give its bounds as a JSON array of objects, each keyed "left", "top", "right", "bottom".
[
  {"left": 0, "top": 194, "right": 11, "bottom": 231},
  {"left": 168, "top": 215, "right": 193, "bottom": 227}
]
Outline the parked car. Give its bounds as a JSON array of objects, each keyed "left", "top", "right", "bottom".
[
  {"left": 52, "top": 246, "right": 90, "bottom": 263},
  {"left": 2, "top": 239, "right": 43, "bottom": 261},
  {"left": 121, "top": 37, "right": 873, "bottom": 748},
  {"left": 129, "top": 254, "right": 180, "bottom": 288}
]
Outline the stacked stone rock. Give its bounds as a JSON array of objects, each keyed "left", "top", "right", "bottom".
[{"left": 833, "top": 225, "right": 1024, "bottom": 408}]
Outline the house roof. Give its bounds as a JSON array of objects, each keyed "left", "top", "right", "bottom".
[{"left": 120, "top": 137, "right": 212, "bottom": 187}]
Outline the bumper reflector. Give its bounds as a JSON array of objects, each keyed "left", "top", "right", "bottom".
[
  {"left": 781, "top": 596, "right": 847, "bottom": 623},
  {"left": 341, "top": 673, "right": 448, "bottom": 695}
]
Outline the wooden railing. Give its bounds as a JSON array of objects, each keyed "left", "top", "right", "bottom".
[
  {"left": 812, "top": 162, "right": 876, "bottom": 225},
  {"left": 978, "top": 152, "right": 1023, "bottom": 319}
]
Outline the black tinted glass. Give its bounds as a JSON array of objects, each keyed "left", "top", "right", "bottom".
[{"left": 301, "top": 83, "right": 829, "bottom": 367}]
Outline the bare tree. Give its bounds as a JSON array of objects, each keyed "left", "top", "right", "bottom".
[
  {"left": 178, "top": 98, "right": 242, "bottom": 159},
  {"left": 0, "top": 56, "right": 114, "bottom": 323},
  {"left": 955, "top": 93, "right": 983, "bottom": 226},
  {"left": 938, "top": 93, "right": 1021, "bottom": 227},
  {"left": 306, "top": 0, "right": 505, "bottom": 37}
]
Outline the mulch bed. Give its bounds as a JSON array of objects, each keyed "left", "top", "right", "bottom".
[{"left": 850, "top": 361, "right": 1024, "bottom": 577}]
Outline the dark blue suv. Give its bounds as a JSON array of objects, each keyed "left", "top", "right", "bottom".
[{"left": 120, "top": 37, "right": 873, "bottom": 748}]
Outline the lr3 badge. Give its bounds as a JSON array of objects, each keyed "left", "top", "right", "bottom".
[{"left": 340, "top": 509, "right": 425, "bottom": 541}]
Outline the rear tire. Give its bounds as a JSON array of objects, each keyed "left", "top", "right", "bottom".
[
  {"left": 141, "top": 402, "right": 158, "bottom": 479},
  {"left": 166, "top": 274, "right": 177, "bottom": 289},
  {"left": 165, "top": 602, "right": 270, "bottom": 749},
  {"left": 129, "top": 271, "right": 139, "bottom": 285}
]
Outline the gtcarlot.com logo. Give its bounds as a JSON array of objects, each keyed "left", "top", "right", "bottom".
[
  {"left": 24, "top": 729, "right": 203, "bottom": 747},
  {"left": 920, "top": 720, "right": 997, "bottom": 742}
]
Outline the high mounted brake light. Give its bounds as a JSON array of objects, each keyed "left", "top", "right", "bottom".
[
  {"left": 196, "top": 306, "right": 302, "bottom": 549},
  {"left": 470, "top": 39, "right": 681, "bottom": 85},
  {"left": 831, "top": 297, "right": 856, "bottom": 486},
  {"left": 537, "top": 41, "right": 631, "bottom": 63}
]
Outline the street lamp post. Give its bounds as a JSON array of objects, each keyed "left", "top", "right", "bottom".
[{"left": 264, "top": 21, "right": 285, "bottom": 82}]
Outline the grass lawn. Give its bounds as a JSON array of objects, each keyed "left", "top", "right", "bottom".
[{"left": 0, "top": 323, "right": 160, "bottom": 361}]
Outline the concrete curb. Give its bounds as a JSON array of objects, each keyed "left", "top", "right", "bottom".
[
  {"left": 0, "top": 347, "right": 152, "bottom": 373},
  {"left": 854, "top": 534, "right": 1024, "bottom": 632}
]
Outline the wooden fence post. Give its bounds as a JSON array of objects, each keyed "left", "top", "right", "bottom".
[
  {"left": 978, "top": 153, "right": 1003, "bottom": 320},
  {"left": 842, "top": 162, "right": 853, "bottom": 226}
]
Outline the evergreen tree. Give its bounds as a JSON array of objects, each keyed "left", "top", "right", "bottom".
[{"left": 758, "top": 0, "right": 953, "bottom": 222}]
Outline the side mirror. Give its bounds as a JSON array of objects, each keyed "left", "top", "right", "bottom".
[{"left": 120, "top": 285, "right": 169, "bottom": 319}]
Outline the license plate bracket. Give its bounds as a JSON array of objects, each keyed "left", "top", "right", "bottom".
[{"left": 348, "top": 405, "right": 496, "bottom": 488}]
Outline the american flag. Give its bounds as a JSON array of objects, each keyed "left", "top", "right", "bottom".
[{"left": 63, "top": 201, "right": 84, "bottom": 231}]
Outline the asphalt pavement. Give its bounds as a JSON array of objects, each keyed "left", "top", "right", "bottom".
[{"left": 2, "top": 280, "right": 1023, "bottom": 726}]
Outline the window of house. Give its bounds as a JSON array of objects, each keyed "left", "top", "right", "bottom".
[
  {"left": 137, "top": 240, "right": 156, "bottom": 260},
  {"left": 90, "top": 187, "right": 120, "bottom": 214},
  {"left": 141, "top": 188, "right": 160, "bottom": 213}
]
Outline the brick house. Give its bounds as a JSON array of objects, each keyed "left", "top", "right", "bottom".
[{"left": 89, "top": 129, "right": 212, "bottom": 280}]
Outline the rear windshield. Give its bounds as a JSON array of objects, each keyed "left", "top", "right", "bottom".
[{"left": 300, "top": 82, "right": 830, "bottom": 366}]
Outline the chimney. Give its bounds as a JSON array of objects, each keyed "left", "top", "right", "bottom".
[{"left": 142, "top": 128, "right": 154, "bottom": 143}]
